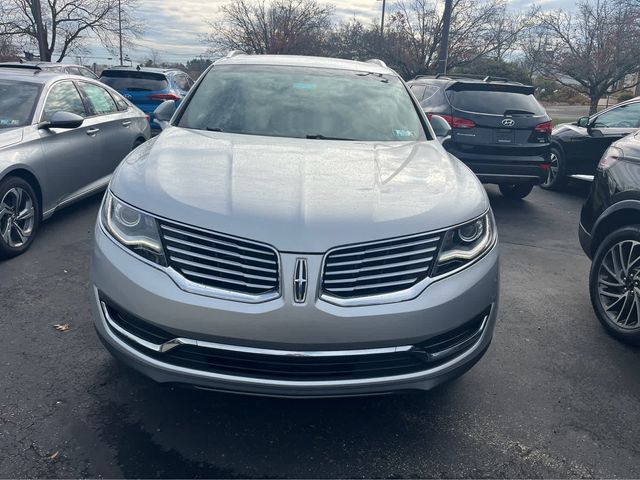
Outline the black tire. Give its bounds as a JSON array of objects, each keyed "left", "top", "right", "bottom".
[
  {"left": 498, "top": 183, "right": 534, "bottom": 199},
  {"left": 589, "top": 225, "right": 640, "bottom": 345},
  {"left": 540, "top": 146, "right": 567, "bottom": 190},
  {"left": 0, "top": 176, "right": 40, "bottom": 259}
]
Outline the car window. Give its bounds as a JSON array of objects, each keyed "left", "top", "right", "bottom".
[
  {"left": 71, "top": 66, "right": 99, "bottom": 80},
  {"left": 178, "top": 65, "right": 427, "bottom": 142},
  {"left": 42, "top": 81, "right": 87, "bottom": 121},
  {"left": 99, "top": 71, "right": 169, "bottom": 91},
  {"left": 422, "top": 86, "right": 440, "bottom": 103},
  {"left": 110, "top": 90, "right": 130, "bottom": 111},
  {"left": 409, "top": 84, "right": 426, "bottom": 100},
  {"left": 0, "top": 80, "right": 41, "bottom": 128},
  {"left": 593, "top": 102, "right": 640, "bottom": 129},
  {"left": 447, "top": 88, "right": 545, "bottom": 115},
  {"left": 174, "top": 74, "right": 191, "bottom": 91},
  {"left": 78, "top": 82, "right": 118, "bottom": 115}
]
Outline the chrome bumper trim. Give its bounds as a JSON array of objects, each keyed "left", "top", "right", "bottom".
[
  {"left": 101, "top": 301, "right": 414, "bottom": 357},
  {"left": 98, "top": 301, "right": 493, "bottom": 388}
]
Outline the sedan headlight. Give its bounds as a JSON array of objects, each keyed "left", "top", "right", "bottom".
[
  {"left": 434, "top": 211, "right": 496, "bottom": 276},
  {"left": 100, "top": 191, "right": 167, "bottom": 266}
]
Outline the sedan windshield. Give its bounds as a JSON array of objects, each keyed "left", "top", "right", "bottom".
[
  {"left": 178, "top": 65, "right": 426, "bottom": 142},
  {"left": 0, "top": 80, "right": 41, "bottom": 128}
]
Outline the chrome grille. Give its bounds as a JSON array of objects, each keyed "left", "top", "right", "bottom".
[
  {"left": 159, "top": 221, "right": 279, "bottom": 296},
  {"left": 322, "top": 232, "right": 441, "bottom": 299}
]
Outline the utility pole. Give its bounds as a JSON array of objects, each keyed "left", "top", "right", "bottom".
[
  {"left": 436, "top": 0, "right": 453, "bottom": 75},
  {"left": 118, "top": 0, "right": 123, "bottom": 65},
  {"left": 31, "top": 0, "right": 49, "bottom": 61},
  {"left": 380, "top": 0, "right": 386, "bottom": 38}
]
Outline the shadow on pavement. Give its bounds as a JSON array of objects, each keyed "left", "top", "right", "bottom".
[{"left": 87, "top": 359, "right": 457, "bottom": 478}]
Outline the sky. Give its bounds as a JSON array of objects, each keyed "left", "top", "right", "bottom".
[{"left": 74, "top": 0, "right": 575, "bottom": 66}]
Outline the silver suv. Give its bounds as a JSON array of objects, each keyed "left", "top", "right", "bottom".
[{"left": 91, "top": 54, "right": 500, "bottom": 397}]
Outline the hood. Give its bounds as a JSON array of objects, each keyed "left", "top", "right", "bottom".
[
  {"left": 111, "top": 128, "right": 488, "bottom": 252},
  {"left": 0, "top": 128, "right": 24, "bottom": 150}
]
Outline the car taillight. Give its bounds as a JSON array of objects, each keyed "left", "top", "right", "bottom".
[
  {"left": 427, "top": 114, "right": 475, "bottom": 129},
  {"left": 534, "top": 121, "right": 553, "bottom": 135},
  {"left": 598, "top": 146, "right": 623, "bottom": 171},
  {"left": 148, "top": 93, "right": 181, "bottom": 101}
]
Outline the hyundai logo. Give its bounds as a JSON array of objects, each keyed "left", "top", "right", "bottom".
[
  {"left": 502, "top": 118, "right": 515, "bottom": 127},
  {"left": 293, "top": 258, "right": 308, "bottom": 303}
]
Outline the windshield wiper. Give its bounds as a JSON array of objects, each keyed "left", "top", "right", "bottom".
[
  {"left": 306, "top": 134, "right": 355, "bottom": 141},
  {"left": 206, "top": 127, "right": 223, "bottom": 132},
  {"left": 504, "top": 109, "right": 535, "bottom": 116}
]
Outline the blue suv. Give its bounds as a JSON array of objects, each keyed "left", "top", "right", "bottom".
[{"left": 100, "top": 66, "right": 194, "bottom": 134}]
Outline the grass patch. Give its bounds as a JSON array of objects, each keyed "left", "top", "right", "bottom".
[{"left": 552, "top": 117, "right": 573, "bottom": 127}]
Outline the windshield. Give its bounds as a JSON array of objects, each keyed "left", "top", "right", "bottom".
[
  {"left": 177, "top": 65, "right": 426, "bottom": 142},
  {"left": 447, "top": 89, "right": 545, "bottom": 116},
  {"left": 100, "top": 71, "right": 169, "bottom": 91},
  {"left": 0, "top": 80, "right": 41, "bottom": 128}
]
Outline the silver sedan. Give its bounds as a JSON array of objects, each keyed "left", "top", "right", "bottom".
[{"left": 0, "top": 65, "right": 150, "bottom": 258}]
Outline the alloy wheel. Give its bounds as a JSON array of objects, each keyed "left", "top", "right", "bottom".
[
  {"left": 543, "top": 152, "right": 559, "bottom": 187},
  {"left": 0, "top": 187, "right": 35, "bottom": 248},
  {"left": 597, "top": 239, "right": 640, "bottom": 330}
]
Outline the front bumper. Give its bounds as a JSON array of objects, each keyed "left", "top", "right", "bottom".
[{"left": 91, "top": 225, "right": 499, "bottom": 397}]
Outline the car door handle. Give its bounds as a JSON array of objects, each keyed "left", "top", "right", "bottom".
[
  {"left": 122, "top": 120, "right": 132, "bottom": 127},
  {"left": 86, "top": 128, "right": 100, "bottom": 136}
]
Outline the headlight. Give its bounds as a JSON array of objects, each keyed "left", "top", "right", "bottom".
[
  {"left": 100, "top": 191, "right": 167, "bottom": 266},
  {"left": 434, "top": 211, "right": 496, "bottom": 276}
]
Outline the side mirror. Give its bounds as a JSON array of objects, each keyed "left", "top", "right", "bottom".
[
  {"left": 577, "top": 116, "right": 590, "bottom": 128},
  {"left": 39, "top": 111, "right": 84, "bottom": 129},
  {"left": 430, "top": 115, "right": 452, "bottom": 139},
  {"left": 154, "top": 100, "right": 176, "bottom": 123}
]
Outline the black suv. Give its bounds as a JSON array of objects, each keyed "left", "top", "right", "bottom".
[
  {"left": 580, "top": 129, "right": 640, "bottom": 344},
  {"left": 546, "top": 96, "right": 640, "bottom": 190},
  {"left": 407, "top": 74, "right": 552, "bottom": 199}
]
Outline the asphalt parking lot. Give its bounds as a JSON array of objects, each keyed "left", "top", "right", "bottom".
[{"left": 1, "top": 183, "right": 639, "bottom": 478}]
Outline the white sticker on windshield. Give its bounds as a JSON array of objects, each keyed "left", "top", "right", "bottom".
[{"left": 393, "top": 129, "right": 413, "bottom": 138}]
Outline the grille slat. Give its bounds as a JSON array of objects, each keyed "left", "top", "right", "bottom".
[
  {"left": 160, "top": 221, "right": 279, "bottom": 297},
  {"left": 166, "top": 245, "right": 277, "bottom": 274},
  {"left": 323, "top": 266, "right": 431, "bottom": 285},
  {"left": 329, "top": 236, "right": 440, "bottom": 258},
  {"left": 325, "top": 248, "right": 436, "bottom": 267},
  {"left": 161, "top": 224, "right": 273, "bottom": 256},
  {"left": 169, "top": 256, "right": 277, "bottom": 282},
  {"left": 323, "top": 257, "right": 434, "bottom": 276},
  {"left": 322, "top": 233, "right": 441, "bottom": 299},
  {"left": 163, "top": 234, "right": 277, "bottom": 265}
]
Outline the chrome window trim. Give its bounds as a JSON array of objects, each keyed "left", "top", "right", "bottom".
[
  {"left": 319, "top": 209, "right": 494, "bottom": 307},
  {"left": 98, "top": 292, "right": 493, "bottom": 388}
]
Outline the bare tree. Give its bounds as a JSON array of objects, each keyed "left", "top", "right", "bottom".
[
  {"left": 0, "top": 36, "right": 20, "bottom": 61},
  {"left": 379, "top": 0, "right": 527, "bottom": 79},
  {"left": 205, "top": 0, "right": 334, "bottom": 56},
  {"left": 534, "top": 0, "right": 640, "bottom": 114},
  {"left": 0, "top": 0, "right": 141, "bottom": 62}
]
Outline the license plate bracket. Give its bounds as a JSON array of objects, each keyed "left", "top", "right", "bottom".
[{"left": 496, "top": 129, "right": 515, "bottom": 144}]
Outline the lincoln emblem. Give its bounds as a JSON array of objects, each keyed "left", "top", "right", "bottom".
[{"left": 293, "top": 258, "right": 308, "bottom": 303}]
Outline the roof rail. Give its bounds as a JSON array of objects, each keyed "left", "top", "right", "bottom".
[
  {"left": 366, "top": 58, "right": 387, "bottom": 68},
  {"left": 433, "top": 72, "right": 523, "bottom": 84},
  {"left": 226, "top": 50, "right": 247, "bottom": 58}
]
